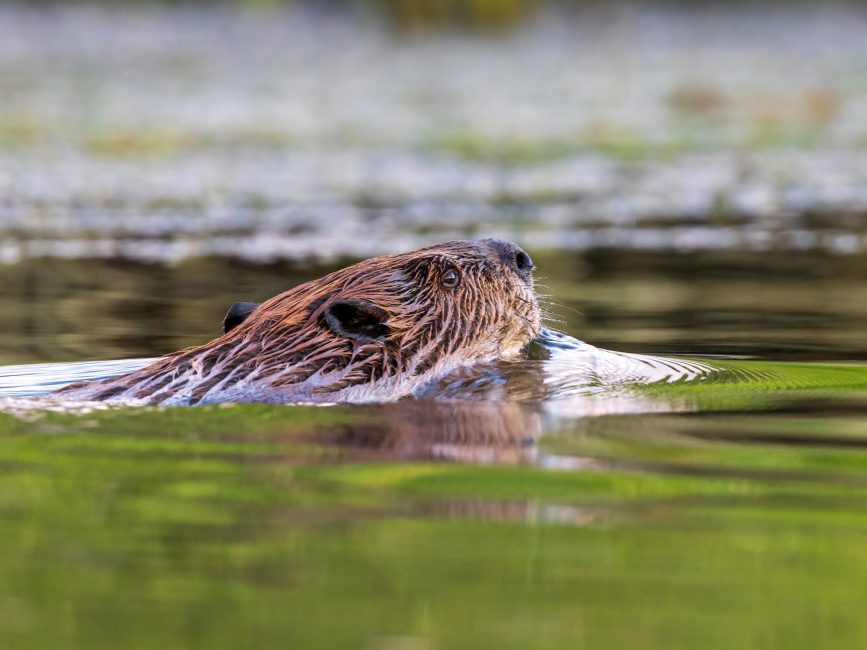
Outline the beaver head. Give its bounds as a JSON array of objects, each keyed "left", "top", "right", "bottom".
[{"left": 56, "top": 239, "right": 541, "bottom": 405}]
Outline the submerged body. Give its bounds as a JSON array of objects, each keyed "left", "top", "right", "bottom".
[{"left": 55, "top": 239, "right": 540, "bottom": 405}]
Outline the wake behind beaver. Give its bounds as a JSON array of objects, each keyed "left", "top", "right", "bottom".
[{"left": 0, "top": 328, "right": 719, "bottom": 411}]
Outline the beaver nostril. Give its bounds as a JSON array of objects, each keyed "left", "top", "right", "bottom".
[{"left": 515, "top": 250, "right": 534, "bottom": 272}]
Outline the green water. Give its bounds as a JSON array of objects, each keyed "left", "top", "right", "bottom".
[{"left": 1, "top": 249, "right": 867, "bottom": 649}]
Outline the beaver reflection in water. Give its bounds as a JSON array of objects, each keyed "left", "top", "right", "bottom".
[{"left": 56, "top": 239, "right": 541, "bottom": 405}]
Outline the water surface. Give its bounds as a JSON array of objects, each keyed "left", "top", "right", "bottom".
[{"left": 0, "top": 248, "right": 866, "bottom": 648}]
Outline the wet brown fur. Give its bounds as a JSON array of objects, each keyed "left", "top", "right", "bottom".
[{"left": 55, "top": 240, "right": 540, "bottom": 405}]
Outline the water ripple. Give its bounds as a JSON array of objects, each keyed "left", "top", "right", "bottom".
[
  {"left": 0, "top": 329, "right": 727, "bottom": 411},
  {"left": 0, "top": 358, "right": 154, "bottom": 398}
]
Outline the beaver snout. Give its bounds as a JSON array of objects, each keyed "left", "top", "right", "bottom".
[
  {"left": 514, "top": 250, "right": 534, "bottom": 273},
  {"left": 481, "top": 238, "right": 535, "bottom": 279}
]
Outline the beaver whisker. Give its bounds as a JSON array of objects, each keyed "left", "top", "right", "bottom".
[{"left": 533, "top": 292, "right": 583, "bottom": 319}]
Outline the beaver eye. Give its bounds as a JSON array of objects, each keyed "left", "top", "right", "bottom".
[{"left": 441, "top": 268, "right": 460, "bottom": 289}]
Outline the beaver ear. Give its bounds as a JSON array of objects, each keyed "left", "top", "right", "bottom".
[
  {"left": 325, "top": 299, "right": 390, "bottom": 343},
  {"left": 223, "top": 302, "right": 260, "bottom": 333}
]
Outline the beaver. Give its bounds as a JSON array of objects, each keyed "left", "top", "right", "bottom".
[{"left": 55, "top": 239, "right": 541, "bottom": 405}]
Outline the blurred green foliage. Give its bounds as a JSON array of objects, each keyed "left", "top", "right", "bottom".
[
  {"left": 25, "top": 0, "right": 547, "bottom": 32},
  {"left": 21, "top": 0, "right": 867, "bottom": 35},
  {"left": 373, "top": 0, "right": 543, "bottom": 33}
]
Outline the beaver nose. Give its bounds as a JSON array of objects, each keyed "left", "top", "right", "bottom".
[
  {"left": 514, "top": 249, "right": 534, "bottom": 273},
  {"left": 482, "top": 239, "right": 535, "bottom": 277}
]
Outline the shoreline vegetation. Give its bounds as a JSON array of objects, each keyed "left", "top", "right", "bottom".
[{"left": 3, "top": 4, "right": 867, "bottom": 263}]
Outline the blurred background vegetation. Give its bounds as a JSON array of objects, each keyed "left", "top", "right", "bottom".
[
  {"left": 18, "top": 0, "right": 855, "bottom": 32},
  {"left": 2, "top": 0, "right": 867, "bottom": 362}
]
